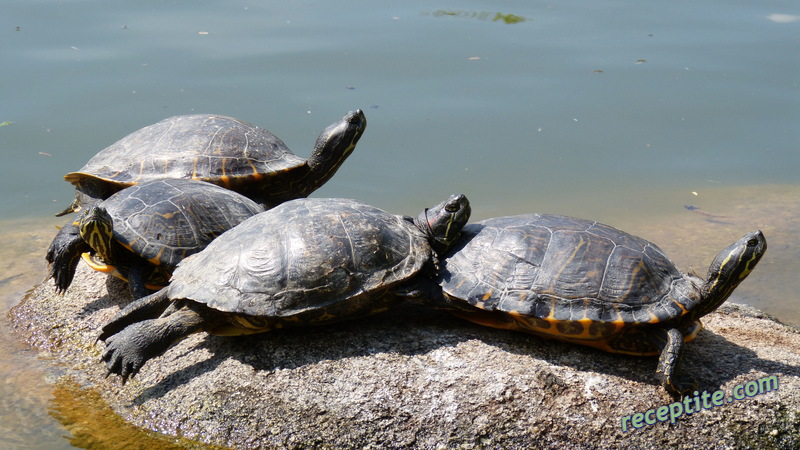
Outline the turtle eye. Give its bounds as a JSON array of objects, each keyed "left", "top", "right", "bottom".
[
  {"left": 746, "top": 238, "right": 759, "bottom": 247},
  {"left": 445, "top": 202, "right": 460, "bottom": 213}
]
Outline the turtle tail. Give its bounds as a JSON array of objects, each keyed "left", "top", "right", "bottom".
[{"left": 97, "top": 288, "right": 172, "bottom": 342}]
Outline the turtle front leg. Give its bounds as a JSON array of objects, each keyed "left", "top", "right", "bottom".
[
  {"left": 101, "top": 305, "right": 204, "bottom": 383},
  {"left": 127, "top": 262, "right": 155, "bottom": 300},
  {"left": 46, "top": 221, "right": 91, "bottom": 293},
  {"left": 654, "top": 327, "right": 698, "bottom": 397}
]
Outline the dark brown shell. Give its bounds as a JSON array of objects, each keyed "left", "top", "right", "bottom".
[
  {"left": 65, "top": 114, "right": 306, "bottom": 191},
  {"left": 166, "top": 198, "right": 432, "bottom": 318},
  {"left": 438, "top": 214, "right": 702, "bottom": 325},
  {"left": 101, "top": 178, "right": 263, "bottom": 269}
]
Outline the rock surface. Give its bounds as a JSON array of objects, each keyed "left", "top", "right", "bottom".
[{"left": 9, "top": 263, "right": 800, "bottom": 449}]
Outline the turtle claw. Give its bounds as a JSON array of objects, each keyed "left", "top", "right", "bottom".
[
  {"left": 46, "top": 221, "right": 90, "bottom": 293},
  {"left": 102, "top": 351, "right": 132, "bottom": 385},
  {"left": 101, "top": 324, "right": 150, "bottom": 383},
  {"left": 103, "top": 368, "right": 127, "bottom": 386},
  {"left": 663, "top": 375, "right": 698, "bottom": 399},
  {"left": 102, "top": 348, "right": 138, "bottom": 384},
  {"left": 48, "top": 251, "right": 82, "bottom": 294},
  {"left": 97, "top": 327, "right": 112, "bottom": 343}
]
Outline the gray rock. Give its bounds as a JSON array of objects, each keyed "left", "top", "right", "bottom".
[{"left": 10, "top": 263, "right": 800, "bottom": 449}]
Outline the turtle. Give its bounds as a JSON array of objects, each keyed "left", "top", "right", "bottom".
[
  {"left": 98, "top": 194, "right": 471, "bottom": 382},
  {"left": 58, "top": 178, "right": 264, "bottom": 298},
  {"left": 430, "top": 214, "right": 766, "bottom": 396},
  {"left": 58, "top": 110, "right": 367, "bottom": 214},
  {"left": 47, "top": 110, "right": 366, "bottom": 290}
]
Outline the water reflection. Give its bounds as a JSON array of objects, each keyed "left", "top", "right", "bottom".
[
  {"left": 0, "top": 217, "right": 72, "bottom": 448},
  {"left": 765, "top": 13, "right": 800, "bottom": 23},
  {"left": 49, "top": 378, "right": 215, "bottom": 449},
  {"left": 423, "top": 10, "right": 528, "bottom": 24}
]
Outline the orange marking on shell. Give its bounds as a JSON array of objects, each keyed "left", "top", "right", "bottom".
[
  {"left": 64, "top": 172, "right": 81, "bottom": 184},
  {"left": 119, "top": 240, "right": 135, "bottom": 253},
  {"left": 573, "top": 318, "right": 596, "bottom": 339},
  {"left": 676, "top": 301, "right": 690, "bottom": 315},
  {"left": 134, "top": 161, "right": 146, "bottom": 182},
  {"left": 147, "top": 247, "right": 165, "bottom": 266},
  {"left": 545, "top": 298, "right": 558, "bottom": 320},
  {"left": 682, "top": 321, "right": 703, "bottom": 343},
  {"left": 246, "top": 159, "right": 263, "bottom": 178}
]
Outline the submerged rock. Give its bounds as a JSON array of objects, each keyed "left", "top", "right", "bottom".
[{"left": 9, "top": 263, "right": 800, "bottom": 448}]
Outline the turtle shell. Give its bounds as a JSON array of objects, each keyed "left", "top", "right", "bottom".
[
  {"left": 65, "top": 114, "right": 307, "bottom": 195},
  {"left": 100, "top": 178, "right": 264, "bottom": 268},
  {"left": 438, "top": 214, "right": 703, "bottom": 334},
  {"left": 165, "top": 198, "right": 432, "bottom": 318}
]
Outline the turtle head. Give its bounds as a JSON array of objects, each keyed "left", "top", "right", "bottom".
[
  {"left": 55, "top": 193, "right": 83, "bottom": 217},
  {"left": 79, "top": 206, "right": 116, "bottom": 264},
  {"left": 699, "top": 230, "right": 766, "bottom": 316},
  {"left": 306, "top": 109, "right": 367, "bottom": 193},
  {"left": 415, "top": 194, "right": 471, "bottom": 254},
  {"left": 56, "top": 175, "right": 116, "bottom": 217}
]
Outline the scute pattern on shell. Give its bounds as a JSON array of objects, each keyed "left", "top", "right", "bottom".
[
  {"left": 102, "top": 179, "right": 263, "bottom": 267},
  {"left": 67, "top": 114, "right": 306, "bottom": 186},
  {"left": 165, "top": 198, "right": 432, "bottom": 317},
  {"left": 439, "top": 214, "right": 701, "bottom": 323}
]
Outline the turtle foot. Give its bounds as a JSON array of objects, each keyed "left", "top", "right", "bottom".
[
  {"left": 101, "top": 321, "right": 162, "bottom": 382},
  {"left": 46, "top": 222, "right": 89, "bottom": 293},
  {"left": 49, "top": 261, "right": 77, "bottom": 294},
  {"left": 662, "top": 375, "right": 699, "bottom": 399},
  {"left": 100, "top": 305, "right": 205, "bottom": 383}
]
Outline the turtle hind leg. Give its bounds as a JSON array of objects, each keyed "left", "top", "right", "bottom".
[
  {"left": 653, "top": 327, "right": 698, "bottom": 398},
  {"left": 101, "top": 305, "right": 205, "bottom": 383},
  {"left": 98, "top": 289, "right": 172, "bottom": 342}
]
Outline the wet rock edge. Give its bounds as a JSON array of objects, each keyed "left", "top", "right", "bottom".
[{"left": 8, "top": 264, "right": 800, "bottom": 449}]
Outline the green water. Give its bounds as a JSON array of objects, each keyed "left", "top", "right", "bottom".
[{"left": 1, "top": 0, "right": 798, "bottom": 446}]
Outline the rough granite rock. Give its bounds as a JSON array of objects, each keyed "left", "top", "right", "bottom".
[{"left": 9, "top": 263, "right": 800, "bottom": 449}]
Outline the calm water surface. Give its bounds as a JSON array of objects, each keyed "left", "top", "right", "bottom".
[{"left": 1, "top": 0, "right": 798, "bottom": 447}]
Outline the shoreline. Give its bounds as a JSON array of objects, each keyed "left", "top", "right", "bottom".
[{"left": 4, "top": 184, "right": 798, "bottom": 326}]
